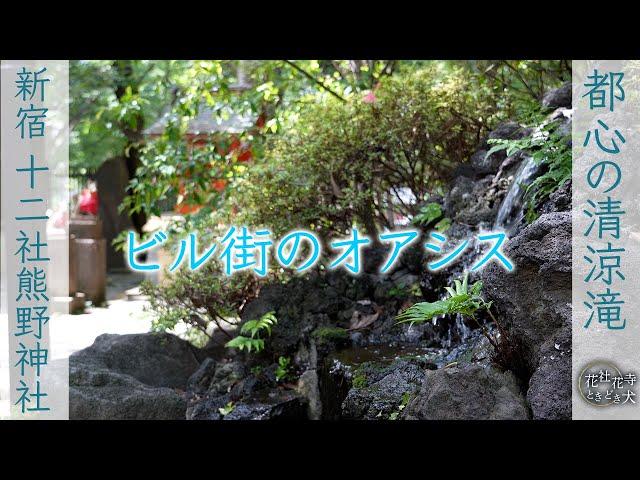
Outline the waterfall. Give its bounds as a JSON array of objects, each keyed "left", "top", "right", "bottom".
[
  {"left": 494, "top": 156, "right": 539, "bottom": 235},
  {"left": 455, "top": 313, "right": 471, "bottom": 340}
]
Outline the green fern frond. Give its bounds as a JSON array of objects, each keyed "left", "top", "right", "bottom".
[
  {"left": 396, "top": 273, "right": 485, "bottom": 326},
  {"left": 240, "top": 311, "right": 277, "bottom": 338},
  {"left": 454, "top": 279, "right": 462, "bottom": 295},
  {"left": 225, "top": 336, "right": 265, "bottom": 353},
  {"left": 219, "top": 401, "right": 235, "bottom": 416},
  {"left": 396, "top": 299, "right": 451, "bottom": 325},
  {"left": 227, "top": 311, "right": 278, "bottom": 354}
]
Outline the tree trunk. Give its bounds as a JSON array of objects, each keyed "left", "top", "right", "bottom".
[{"left": 113, "top": 60, "right": 147, "bottom": 237}]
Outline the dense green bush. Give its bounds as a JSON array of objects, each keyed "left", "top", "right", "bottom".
[{"left": 232, "top": 66, "right": 500, "bottom": 240}]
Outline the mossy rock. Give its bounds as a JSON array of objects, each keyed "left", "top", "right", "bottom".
[
  {"left": 352, "top": 374, "right": 367, "bottom": 389},
  {"left": 349, "top": 361, "right": 388, "bottom": 390},
  {"left": 341, "top": 358, "right": 428, "bottom": 420},
  {"left": 311, "top": 327, "right": 349, "bottom": 345}
]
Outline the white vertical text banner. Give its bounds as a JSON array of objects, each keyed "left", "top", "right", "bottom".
[
  {"left": 1, "top": 60, "right": 69, "bottom": 419},
  {"left": 573, "top": 60, "right": 640, "bottom": 419}
]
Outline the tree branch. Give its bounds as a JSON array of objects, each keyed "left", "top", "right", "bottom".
[{"left": 283, "top": 60, "right": 346, "bottom": 102}]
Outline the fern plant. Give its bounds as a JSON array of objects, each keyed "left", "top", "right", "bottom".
[
  {"left": 218, "top": 401, "right": 235, "bottom": 416},
  {"left": 397, "top": 273, "right": 504, "bottom": 353},
  {"left": 225, "top": 311, "right": 277, "bottom": 353}
]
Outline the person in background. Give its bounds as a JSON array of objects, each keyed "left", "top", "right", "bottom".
[{"left": 76, "top": 180, "right": 99, "bottom": 216}]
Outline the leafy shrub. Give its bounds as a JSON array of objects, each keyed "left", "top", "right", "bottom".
[
  {"left": 233, "top": 66, "right": 498, "bottom": 240},
  {"left": 412, "top": 202, "right": 451, "bottom": 232},
  {"left": 141, "top": 260, "right": 260, "bottom": 341}
]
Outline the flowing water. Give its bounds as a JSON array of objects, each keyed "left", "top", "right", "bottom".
[
  {"left": 494, "top": 155, "right": 539, "bottom": 235},
  {"left": 323, "top": 145, "right": 544, "bottom": 406}
]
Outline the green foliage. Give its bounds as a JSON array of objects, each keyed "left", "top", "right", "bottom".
[
  {"left": 433, "top": 217, "right": 452, "bottom": 233},
  {"left": 525, "top": 125, "right": 571, "bottom": 221},
  {"left": 486, "top": 116, "right": 571, "bottom": 222},
  {"left": 69, "top": 60, "right": 206, "bottom": 176},
  {"left": 397, "top": 273, "right": 487, "bottom": 326},
  {"left": 413, "top": 202, "right": 443, "bottom": 226},
  {"left": 70, "top": 60, "right": 569, "bottom": 245},
  {"left": 241, "top": 311, "right": 278, "bottom": 338},
  {"left": 141, "top": 260, "right": 259, "bottom": 339},
  {"left": 352, "top": 374, "right": 367, "bottom": 389},
  {"left": 386, "top": 283, "right": 422, "bottom": 299},
  {"left": 389, "top": 392, "right": 411, "bottom": 420},
  {"left": 218, "top": 401, "right": 235, "bottom": 416},
  {"left": 224, "top": 335, "right": 265, "bottom": 353},
  {"left": 112, "top": 60, "right": 404, "bottom": 231},
  {"left": 275, "top": 356, "right": 291, "bottom": 382},
  {"left": 397, "top": 273, "right": 527, "bottom": 375},
  {"left": 225, "top": 311, "right": 278, "bottom": 354},
  {"left": 234, "top": 65, "right": 497, "bottom": 239},
  {"left": 456, "top": 60, "right": 571, "bottom": 119},
  {"left": 311, "top": 327, "right": 349, "bottom": 344},
  {"left": 413, "top": 203, "right": 452, "bottom": 233}
]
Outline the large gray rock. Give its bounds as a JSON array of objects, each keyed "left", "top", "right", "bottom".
[
  {"left": 445, "top": 175, "right": 499, "bottom": 225},
  {"left": 70, "top": 332, "right": 200, "bottom": 419},
  {"left": 470, "top": 149, "right": 505, "bottom": 176},
  {"left": 481, "top": 212, "right": 572, "bottom": 419},
  {"left": 540, "top": 180, "right": 571, "bottom": 215},
  {"left": 297, "top": 368, "right": 322, "bottom": 420},
  {"left": 341, "top": 358, "right": 432, "bottom": 420},
  {"left": 185, "top": 359, "right": 306, "bottom": 420},
  {"left": 403, "top": 364, "right": 530, "bottom": 420},
  {"left": 188, "top": 388, "right": 305, "bottom": 420},
  {"left": 238, "top": 277, "right": 353, "bottom": 358},
  {"left": 70, "top": 364, "right": 187, "bottom": 420},
  {"left": 221, "top": 394, "right": 306, "bottom": 420},
  {"left": 542, "top": 83, "right": 572, "bottom": 110},
  {"left": 71, "top": 332, "right": 200, "bottom": 389},
  {"left": 486, "top": 121, "right": 532, "bottom": 144},
  {"left": 481, "top": 212, "right": 571, "bottom": 367},
  {"left": 526, "top": 326, "right": 571, "bottom": 420}
]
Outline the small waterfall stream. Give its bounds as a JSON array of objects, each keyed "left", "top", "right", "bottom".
[
  {"left": 494, "top": 156, "right": 539, "bottom": 235},
  {"left": 322, "top": 131, "right": 548, "bottom": 409},
  {"left": 438, "top": 154, "right": 541, "bottom": 345}
]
